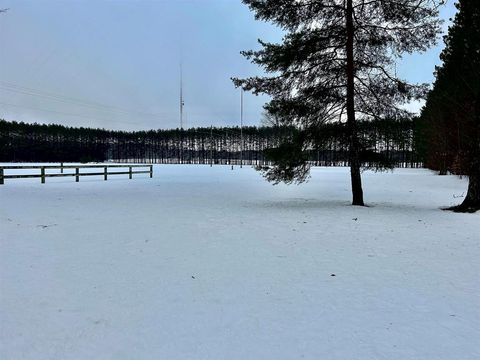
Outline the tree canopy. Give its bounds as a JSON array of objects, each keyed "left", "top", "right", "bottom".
[
  {"left": 420, "top": 0, "right": 480, "bottom": 212},
  {"left": 233, "top": 0, "right": 442, "bottom": 205}
]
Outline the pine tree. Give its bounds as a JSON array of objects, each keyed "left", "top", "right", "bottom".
[
  {"left": 233, "top": 0, "right": 442, "bottom": 206},
  {"left": 421, "top": 0, "right": 479, "bottom": 212}
]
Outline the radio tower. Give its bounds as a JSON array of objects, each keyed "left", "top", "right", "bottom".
[
  {"left": 180, "top": 63, "right": 184, "bottom": 129},
  {"left": 240, "top": 89, "right": 244, "bottom": 168}
]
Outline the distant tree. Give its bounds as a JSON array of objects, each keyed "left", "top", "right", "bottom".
[
  {"left": 233, "top": 0, "right": 442, "bottom": 206},
  {"left": 0, "top": 118, "right": 420, "bottom": 167},
  {"left": 260, "top": 110, "right": 281, "bottom": 127},
  {"left": 420, "top": 0, "right": 480, "bottom": 212}
]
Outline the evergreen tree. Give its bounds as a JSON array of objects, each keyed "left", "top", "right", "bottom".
[
  {"left": 420, "top": 0, "right": 480, "bottom": 212},
  {"left": 0, "top": 119, "right": 420, "bottom": 167},
  {"left": 233, "top": 0, "right": 442, "bottom": 206}
]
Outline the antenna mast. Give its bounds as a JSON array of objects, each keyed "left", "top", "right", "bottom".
[
  {"left": 180, "top": 63, "right": 184, "bottom": 129},
  {"left": 240, "top": 89, "right": 243, "bottom": 168}
]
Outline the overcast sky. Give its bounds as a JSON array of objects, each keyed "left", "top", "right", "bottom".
[{"left": 0, "top": 0, "right": 457, "bottom": 131}]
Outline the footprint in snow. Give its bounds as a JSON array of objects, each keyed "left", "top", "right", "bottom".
[{"left": 37, "top": 224, "right": 58, "bottom": 229}]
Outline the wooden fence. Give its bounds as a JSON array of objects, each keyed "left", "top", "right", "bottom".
[{"left": 0, "top": 164, "right": 153, "bottom": 185}]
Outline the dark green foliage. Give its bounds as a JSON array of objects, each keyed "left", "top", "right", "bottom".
[
  {"left": 0, "top": 119, "right": 420, "bottom": 168},
  {"left": 420, "top": 0, "right": 480, "bottom": 212},
  {"left": 0, "top": 120, "right": 108, "bottom": 162},
  {"left": 258, "top": 117, "right": 416, "bottom": 182},
  {"left": 257, "top": 131, "right": 310, "bottom": 184}
]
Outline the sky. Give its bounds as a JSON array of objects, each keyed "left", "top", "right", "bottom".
[{"left": 0, "top": 0, "right": 457, "bottom": 131}]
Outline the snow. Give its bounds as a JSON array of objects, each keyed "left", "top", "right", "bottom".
[{"left": 1, "top": 165, "right": 479, "bottom": 360}]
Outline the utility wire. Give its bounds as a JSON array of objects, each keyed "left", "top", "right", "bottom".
[
  {"left": 0, "top": 81, "right": 169, "bottom": 118},
  {"left": 0, "top": 102, "right": 247, "bottom": 132},
  {"left": 0, "top": 101, "right": 144, "bottom": 126}
]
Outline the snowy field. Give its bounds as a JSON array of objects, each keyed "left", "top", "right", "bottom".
[{"left": 1, "top": 165, "right": 479, "bottom": 360}]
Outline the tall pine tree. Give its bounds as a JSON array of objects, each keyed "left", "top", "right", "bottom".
[
  {"left": 233, "top": 0, "right": 442, "bottom": 206},
  {"left": 421, "top": 0, "right": 480, "bottom": 212}
]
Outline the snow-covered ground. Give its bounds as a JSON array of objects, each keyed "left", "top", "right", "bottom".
[{"left": 1, "top": 165, "right": 479, "bottom": 360}]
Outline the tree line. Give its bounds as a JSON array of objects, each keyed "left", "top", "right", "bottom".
[{"left": 0, "top": 118, "right": 420, "bottom": 167}]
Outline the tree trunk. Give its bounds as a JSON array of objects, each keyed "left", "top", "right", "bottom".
[
  {"left": 449, "top": 100, "right": 480, "bottom": 213},
  {"left": 448, "top": 170, "right": 480, "bottom": 213},
  {"left": 463, "top": 172, "right": 480, "bottom": 209},
  {"left": 346, "top": 0, "right": 364, "bottom": 206}
]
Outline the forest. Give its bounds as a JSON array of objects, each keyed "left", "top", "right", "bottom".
[{"left": 0, "top": 118, "right": 420, "bottom": 167}]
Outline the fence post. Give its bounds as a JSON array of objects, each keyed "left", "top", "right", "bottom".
[
  {"left": 75, "top": 167, "right": 79, "bottom": 182},
  {"left": 129, "top": 166, "right": 132, "bottom": 179},
  {"left": 61, "top": 162, "right": 64, "bottom": 174},
  {"left": 150, "top": 165, "right": 153, "bottom": 178},
  {"left": 0, "top": 168, "right": 4, "bottom": 185},
  {"left": 104, "top": 166, "right": 107, "bottom": 181},
  {"left": 41, "top": 167, "right": 45, "bottom": 184}
]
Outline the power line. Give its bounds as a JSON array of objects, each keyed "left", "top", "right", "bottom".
[
  {"left": 0, "top": 101, "right": 144, "bottom": 126},
  {"left": 0, "top": 81, "right": 260, "bottom": 127},
  {"left": 0, "top": 81, "right": 168, "bottom": 118}
]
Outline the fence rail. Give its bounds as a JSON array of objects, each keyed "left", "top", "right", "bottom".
[{"left": 0, "top": 164, "right": 153, "bottom": 185}]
